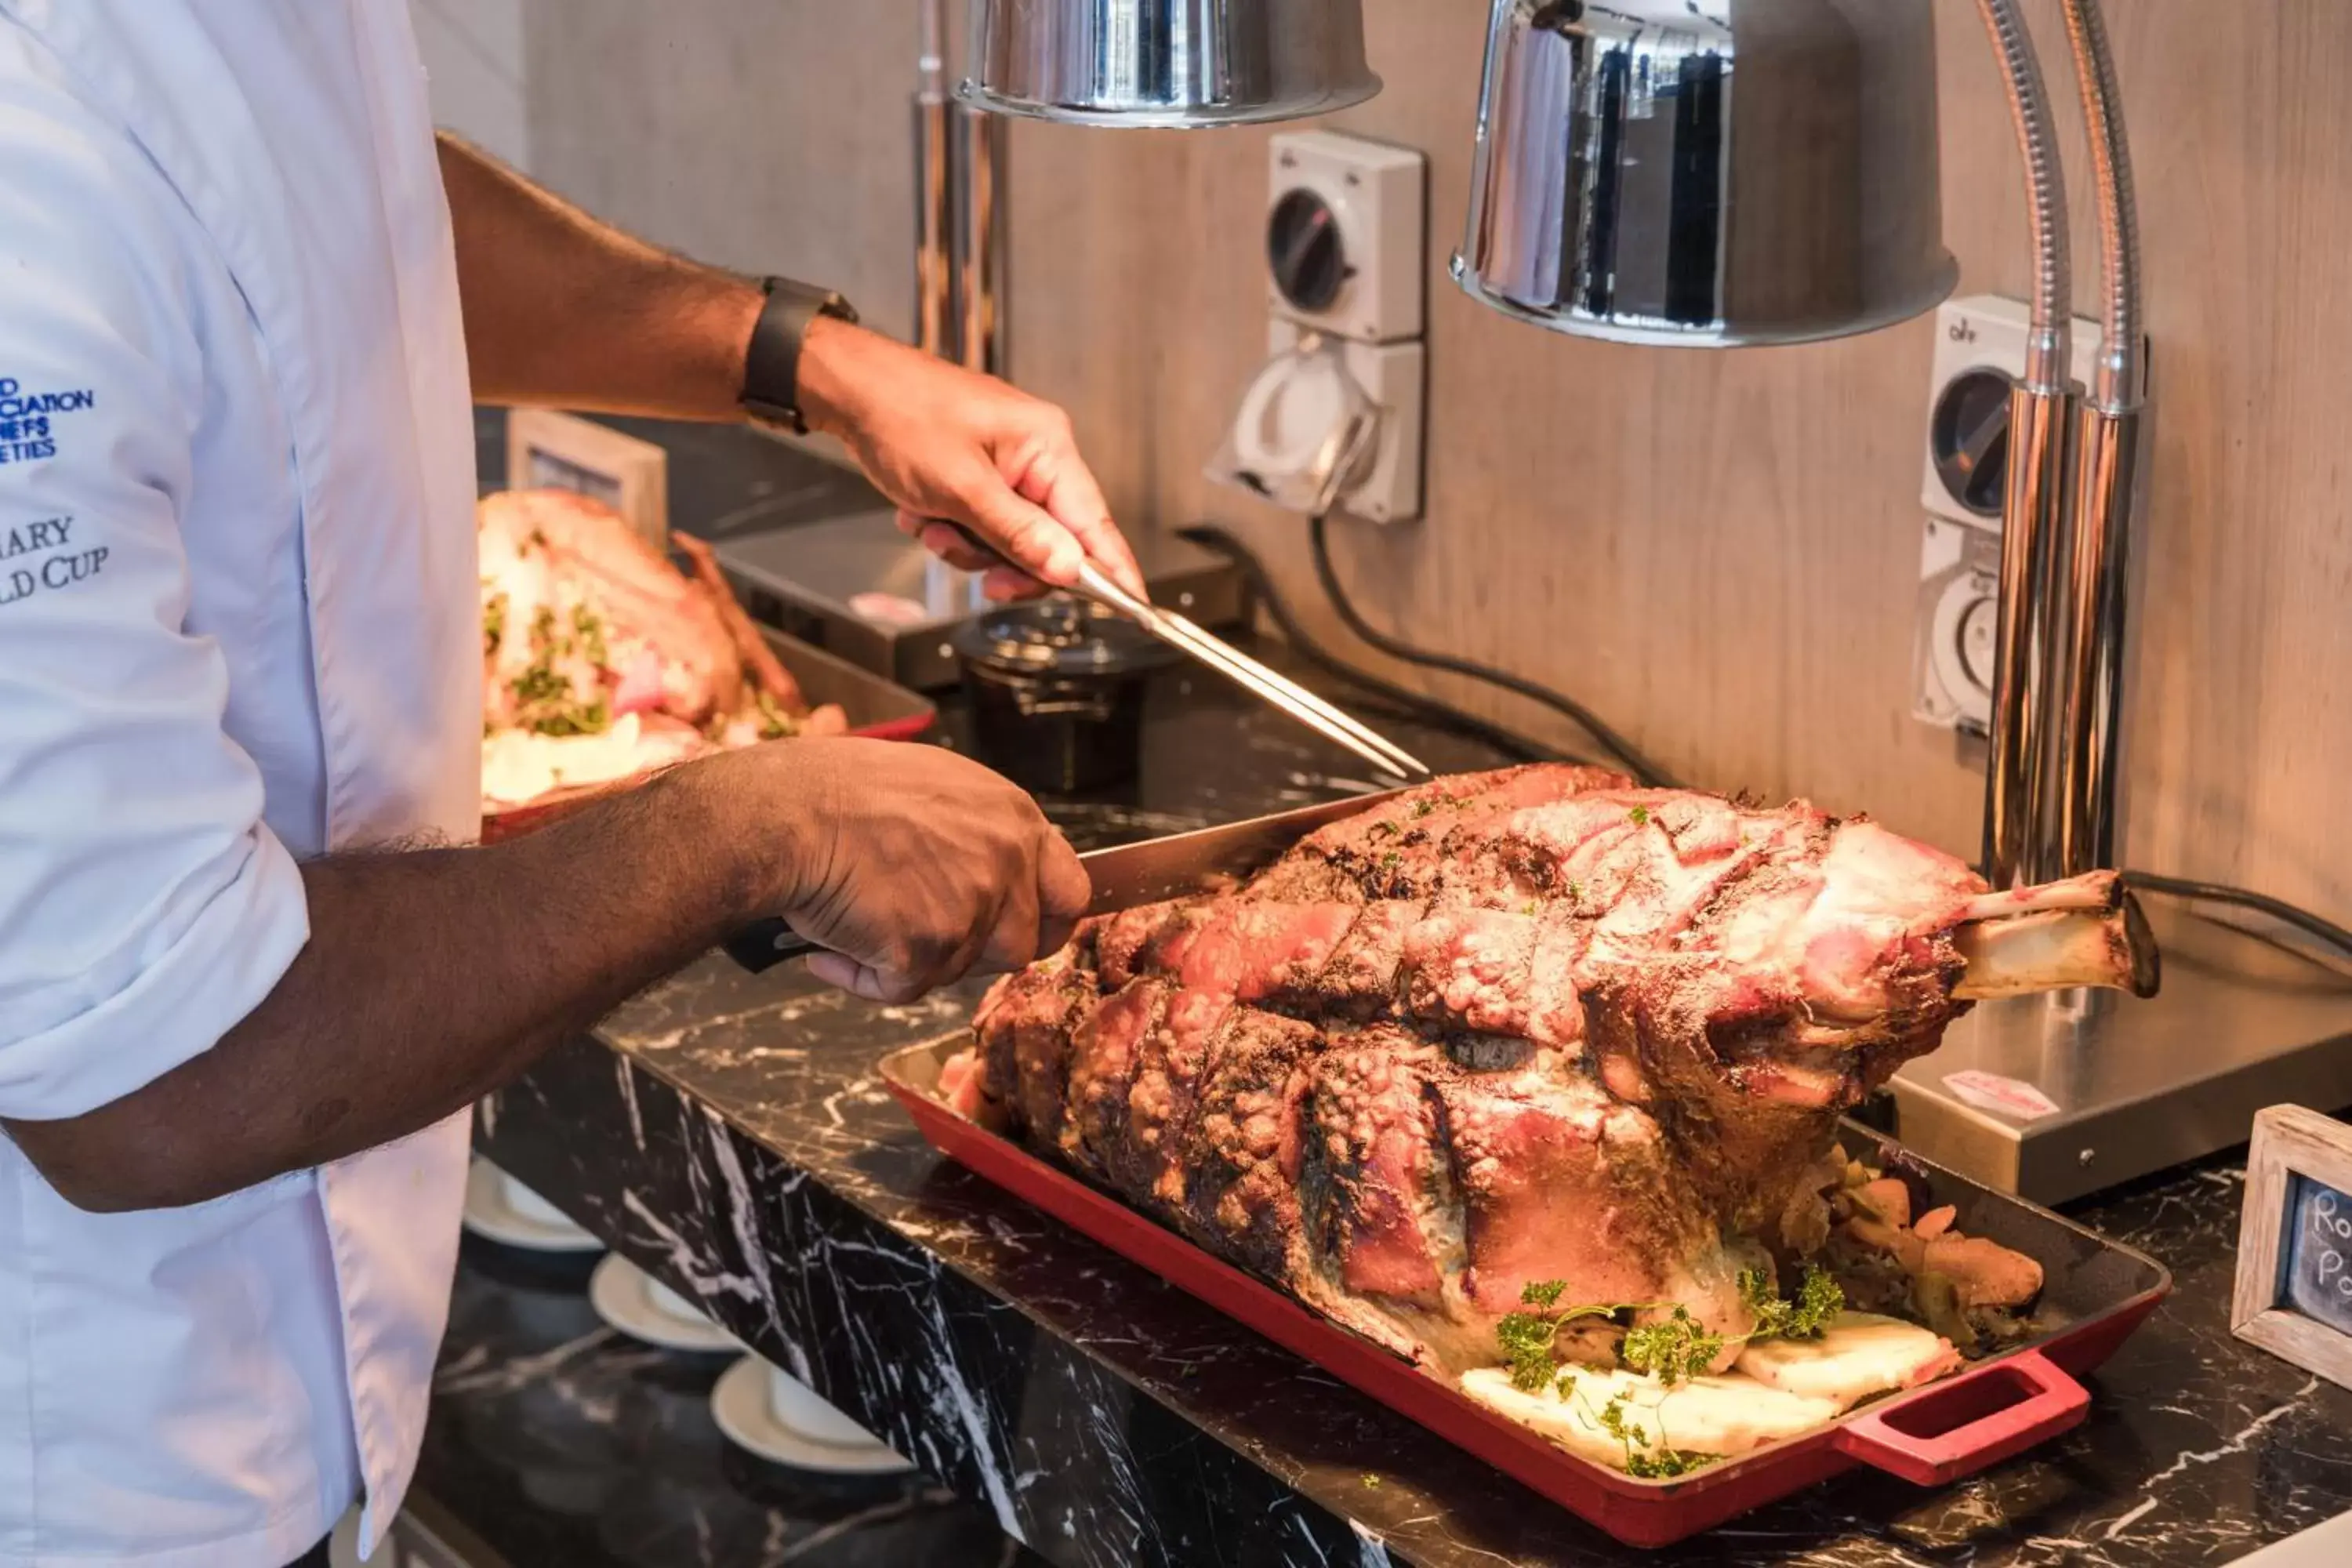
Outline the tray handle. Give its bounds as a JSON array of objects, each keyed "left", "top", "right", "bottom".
[{"left": 1833, "top": 1348, "right": 2088, "bottom": 1486}]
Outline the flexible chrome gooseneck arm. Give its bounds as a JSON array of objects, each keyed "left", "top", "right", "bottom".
[
  {"left": 1973, "top": 0, "right": 2077, "bottom": 890},
  {"left": 2053, "top": 0, "right": 2147, "bottom": 877},
  {"left": 1973, "top": 0, "right": 2148, "bottom": 888},
  {"left": 2060, "top": 0, "right": 2144, "bottom": 415},
  {"left": 1978, "top": 0, "right": 2074, "bottom": 398}
]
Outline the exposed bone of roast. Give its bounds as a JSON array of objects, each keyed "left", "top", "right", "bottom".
[
  {"left": 1952, "top": 870, "right": 2159, "bottom": 1000},
  {"left": 947, "top": 766, "right": 2160, "bottom": 1381}
]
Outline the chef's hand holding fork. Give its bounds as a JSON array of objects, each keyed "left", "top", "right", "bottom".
[{"left": 793, "top": 318, "right": 1147, "bottom": 603}]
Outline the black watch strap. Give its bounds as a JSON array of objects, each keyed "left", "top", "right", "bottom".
[{"left": 739, "top": 276, "right": 858, "bottom": 435}]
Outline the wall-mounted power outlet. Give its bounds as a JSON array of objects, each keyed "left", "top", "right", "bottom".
[
  {"left": 1224, "top": 130, "right": 1426, "bottom": 525},
  {"left": 1911, "top": 296, "right": 2101, "bottom": 738},
  {"left": 1266, "top": 131, "right": 1425, "bottom": 345},
  {"left": 1265, "top": 318, "right": 1424, "bottom": 525}
]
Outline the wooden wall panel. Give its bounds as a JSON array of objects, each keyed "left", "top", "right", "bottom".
[
  {"left": 524, "top": 0, "right": 2352, "bottom": 923},
  {"left": 524, "top": 2, "right": 918, "bottom": 340}
]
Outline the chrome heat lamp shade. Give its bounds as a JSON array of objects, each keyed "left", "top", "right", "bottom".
[
  {"left": 1453, "top": 0, "right": 1956, "bottom": 347},
  {"left": 963, "top": 0, "right": 1381, "bottom": 129}
]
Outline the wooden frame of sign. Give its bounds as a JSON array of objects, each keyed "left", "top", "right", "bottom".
[
  {"left": 2232, "top": 1104, "right": 2352, "bottom": 1389},
  {"left": 503, "top": 408, "right": 669, "bottom": 551}
]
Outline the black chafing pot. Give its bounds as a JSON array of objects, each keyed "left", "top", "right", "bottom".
[{"left": 951, "top": 597, "right": 1179, "bottom": 794}]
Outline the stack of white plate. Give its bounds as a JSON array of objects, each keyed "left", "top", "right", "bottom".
[
  {"left": 588, "top": 1256, "right": 740, "bottom": 1354},
  {"left": 461, "top": 1156, "right": 907, "bottom": 1476},
  {"left": 460, "top": 1157, "right": 603, "bottom": 1252},
  {"left": 710, "top": 1357, "right": 913, "bottom": 1475}
]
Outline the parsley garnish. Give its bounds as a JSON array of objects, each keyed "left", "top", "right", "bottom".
[
  {"left": 511, "top": 663, "right": 568, "bottom": 706},
  {"left": 1739, "top": 1265, "right": 1843, "bottom": 1342},
  {"left": 754, "top": 688, "right": 800, "bottom": 740},
  {"left": 1624, "top": 1448, "right": 1713, "bottom": 1480},
  {"left": 510, "top": 661, "right": 612, "bottom": 738},
  {"left": 571, "top": 604, "right": 608, "bottom": 666},
  {"left": 1493, "top": 1268, "right": 1843, "bottom": 1399},
  {"left": 1594, "top": 1394, "right": 1715, "bottom": 1479},
  {"left": 1497, "top": 1294, "right": 1725, "bottom": 1480},
  {"left": 1496, "top": 1282, "right": 1647, "bottom": 1391},
  {"left": 526, "top": 697, "right": 608, "bottom": 738},
  {"left": 1619, "top": 1306, "right": 1725, "bottom": 1388},
  {"left": 1497, "top": 1311, "right": 1565, "bottom": 1392},
  {"left": 1628, "top": 804, "right": 1650, "bottom": 826}
]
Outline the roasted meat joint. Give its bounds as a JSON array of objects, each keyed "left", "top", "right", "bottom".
[
  {"left": 942, "top": 766, "right": 2158, "bottom": 1473},
  {"left": 477, "top": 489, "right": 849, "bottom": 813}
]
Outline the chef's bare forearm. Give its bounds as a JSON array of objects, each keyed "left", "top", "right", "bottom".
[
  {"left": 5, "top": 750, "right": 803, "bottom": 1214},
  {"left": 437, "top": 132, "right": 761, "bottom": 419}
]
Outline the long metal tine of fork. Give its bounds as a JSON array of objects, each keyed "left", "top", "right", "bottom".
[
  {"left": 1189, "top": 650, "right": 1422, "bottom": 777},
  {"left": 1151, "top": 610, "right": 1432, "bottom": 777},
  {"left": 934, "top": 524, "right": 1433, "bottom": 778},
  {"left": 1069, "top": 561, "right": 1430, "bottom": 778}
]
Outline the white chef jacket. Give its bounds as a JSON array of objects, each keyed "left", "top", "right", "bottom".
[{"left": 0, "top": 2, "right": 478, "bottom": 1563}]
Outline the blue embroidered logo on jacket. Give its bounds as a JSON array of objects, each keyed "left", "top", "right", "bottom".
[{"left": 0, "top": 376, "right": 96, "bottom": 466}]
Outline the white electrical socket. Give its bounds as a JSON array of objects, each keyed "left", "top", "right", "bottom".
[
  {"left": 1913, "top": 517, "right": 2002, "bottom": 735},
  {"left": 1267, "top": 318, "right": 1425, "bottom": 526}
]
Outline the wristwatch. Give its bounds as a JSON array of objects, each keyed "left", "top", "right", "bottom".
[{"left": 739, "top": 275, "right": 858, "bottom": 435}]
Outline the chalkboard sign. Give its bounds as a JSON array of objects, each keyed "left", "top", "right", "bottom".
[
  {"left": 2233, "top": 1105, "right": 2352, "bottom": 1390},
  {"left": 2284, "top": 1175, "right": 2352, "bottom": 1335}
]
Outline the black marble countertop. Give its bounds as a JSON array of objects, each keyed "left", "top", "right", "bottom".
[{"left": 445, "top": 414, "right": 2352, "bottom": 1566}]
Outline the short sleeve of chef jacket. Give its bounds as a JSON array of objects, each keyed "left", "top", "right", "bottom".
[{"left": 0, "top": 65, "right": 310, "bottom": 1120}]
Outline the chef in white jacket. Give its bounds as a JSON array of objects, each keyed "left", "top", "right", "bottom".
[{"left": 0, "top": 4, "right": 1138, "bottom": 1565}]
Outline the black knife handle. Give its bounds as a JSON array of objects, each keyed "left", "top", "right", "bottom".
[{"left": 724, "top": 917, "right": 818, "bottom": 973}]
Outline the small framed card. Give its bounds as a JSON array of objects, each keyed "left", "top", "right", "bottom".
[
  {"left": 2232, "top": 1104, "right": 2352, "bottom": 1390},
  {"left": 504, "top": 408, "right": 668, "bottom": 551}
]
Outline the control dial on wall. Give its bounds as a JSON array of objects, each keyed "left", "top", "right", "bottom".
[
  {"left": 1264, "top": 131, "right": 1423, "bottom": 344},
  {"left": 1267, "top": 188, "right": 1349, "bottom": 316},
  {"left": 1929, "top": 368, "right": 2014, "bottom": 519}
]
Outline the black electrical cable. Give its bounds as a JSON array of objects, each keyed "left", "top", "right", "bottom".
[
  {"left": 1177, "top": 524, "right": 1566, "bottom": 766},
  {"left": 1301, "top": 512, "right": 1681, "bottom": 787},
  {"left": 2123, "top": 873, "right": 2352, "bottom": 964}
]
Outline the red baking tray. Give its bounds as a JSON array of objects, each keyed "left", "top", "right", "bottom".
[
  {"left": 881, "top": 1036, "right": 2170, "bottom": 1548},
  {"left": 483, "top": 626, "right": 935, "bottom": 842}
]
